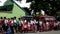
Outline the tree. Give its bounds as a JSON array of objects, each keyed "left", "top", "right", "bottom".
[
  {"left": 23, "top": 7, "right": 31, "bottom": 15},
  {"left": 26, "top": 0, "right": 60, "bottom": 16}
]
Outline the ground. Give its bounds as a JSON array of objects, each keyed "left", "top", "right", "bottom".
[{"left": 13, "top": 31, "right": 60, "bottom": 34}]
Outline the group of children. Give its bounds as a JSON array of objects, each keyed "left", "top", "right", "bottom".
[{"left": 0, "top": 17, "right": 60, "bottom": 34}]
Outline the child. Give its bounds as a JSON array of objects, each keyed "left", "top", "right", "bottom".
[
  {"left": 10, "top": 18, "right": 14, "bottom": 33},
  {"left": 0, "top": 17, "right": 3, "bottom": 32},
  {"left": 50, "top": 20, "right": 55, "bottom": 30},
  {"left": 39, "top": 20, "right": 43, "bottom": 31},
  {"left": 3, "top": 17, "right": 8, "bottom": 32},
  {"left": 7, "top": 18, "right": 11, "bottom": 27},
  {"left": 27, "top": 21, "right": 31, "bottom": 31},
  {"left": 18, "top": 18, "right": 22, "bottom": 32},
  {"left": 22, "top": 19, "right": 28, "bottom": 33},
  {"left": 45, "top": 21, "right": 50, "bottom": 31},
  {"left": 13, "top": 17, "right": 18, "bottom": 33},
  {"left": 32, "top": 23, "right": 37, "bottom": 32}
]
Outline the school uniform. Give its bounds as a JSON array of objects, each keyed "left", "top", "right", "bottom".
[
  {"left": 18, "top": 20, "right": 22, "bottom": 31},
  {"left": 22, "top": 20, "right": 28, "bottom": 32},
  {"left": 28, "top": 22, "right": 31, "bottom": 31},
  {"left": 30, "top": 20, "right": 37, "bottom": 31},
  {"left": 39, "top": 21, "right": 43, "bottom": 31},
  {"left": 30, "top": 20, "right": 35, "bottom": 25},
  {"left": 45, "top": 22, "right": 50, "bottom": 30},
  {"left": 3, "top": 19, "right": 8, "bottom": 31},
  {"left": 7, "top": 20, "right": 11, "bottom": 27},
  {"left": 22, "top": 23, "right": 28, "bottom": 32},
  {"left": 13, "top": 19, "right": 18, "bottom": 32},
  {"left": 20, "top": 20, "right": 24, "bottom": 25},
  {"left": 10, "top": 20, "right": 14, "bottom": 33},
  {"left": 54, "top": 22, "right": 59, "bottom": 30},
  {"left": 39, "top": 21, "right": 43, "bottom": 26},
  {"left": 50, "top": 21, "right": 54, "bottom": 30},
  {"left": 0, "top": 19, "right": 3, "bottom": 31}
]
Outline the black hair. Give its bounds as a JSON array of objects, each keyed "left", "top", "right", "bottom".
[
  {"left": 14, "top": 17, "right": 16, "bottom": 19},
  {"left": 8, "top": 18, "right": 10, "bottom": 20},
  {"left": 0, "top": 17, "right": 3, "bottom": 19},
  {"left": 18, "top": 18, "right": 20, "bottom": 20},
  {"left": 4, "top": 17, "right": 6, "bottom": 19},
  {"left": 11, "top": 18, "right": 13, "bottom": 19}
]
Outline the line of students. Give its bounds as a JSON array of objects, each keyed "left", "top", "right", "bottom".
[
  {"left": 0, "top": 17, "right": 60, "bottom": 34},
  {"left": 0, "top": 17, "right": 19, "bottom": 34}
]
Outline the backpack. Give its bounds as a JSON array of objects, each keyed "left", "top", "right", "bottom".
[
  {"left": 16, "top": 20, "right": 19, "bottom": 25},
  {"left": 6, "top": 29, "right": 11, "bottom": 34},
  {"left": 14, "top": 20, "right": 19, "bottom": 26}
]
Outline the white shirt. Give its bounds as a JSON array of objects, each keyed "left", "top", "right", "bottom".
[
  {"left": 14, "top": 19, "right": 17, "bottom": 23},
  {"left": 24, "top": 20, "right": 27, "bottom": 23},
  {"left": 30, "top": 20, "right": 36, "bottom": 24},
  {"left": 54, "top": 22, "right": 59, "bottom": 26},
  {"left": 39, "top": 21, "right": 42, "bottom": 25},
  {"left": 11, "top": 20, "right": 14, "bottom": 26},
  {"left": 46, "top": 22, "right": 49, "bottom": 26},
  {"left": 19, "top": 21, "right": 21, "bottom": 26},
  {"left": 19, "top": 21, "right": 21, "bottom": 24},
  {"left": 36, "top": 21, "right": 38, "bottom": 24},
  {"left": 34, "top": 20, "right": 36, "bottom": 24},
  {"left": 20, "top": 20, "right": 23, "bottom": 24},
  {"left": 30, "top": 20, "right": 34, "bottom": 24},
  {"left": 28, "top": 22, "right": 31, "bottom": 27},
  {"left": 11, "top": 20, "right": 14, "bottom": 24},
  {"left": 4, "top": 19, "right": 8, "bottom": 24}
]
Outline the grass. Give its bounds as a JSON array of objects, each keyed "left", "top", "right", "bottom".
[{"left": 0, "top": 3, "right": 25, "bottom": 19}]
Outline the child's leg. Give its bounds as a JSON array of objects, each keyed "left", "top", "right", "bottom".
[
  {"left": 14, "top": 25, "right": 17, "bottom": 33},
  {"left": 10, "top": 26, "right": 14, "bottom": 33}
]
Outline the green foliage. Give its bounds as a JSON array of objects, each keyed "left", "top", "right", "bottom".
[{"left": 26, "top": 0, "right": 60, "bottom": 16}]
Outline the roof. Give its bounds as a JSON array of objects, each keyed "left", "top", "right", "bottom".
[{"left": 0, "top": 0, "right": 26, "bottom": 18}]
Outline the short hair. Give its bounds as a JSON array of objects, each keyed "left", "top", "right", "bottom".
[
  {"left": 4, "top": 17, "right": 6, "bottom": 19},
  {"left": 11, "top": 18, "right": 13, "bottom": 19},
  {"left": 8, "top": 18, "right": 10, "bottom": 20},
  {"left": 14, "top": 17, "right": 16, "bottom": 19},
  {"left": 18, "top": 18, "right": 20, "bottom": 19},
  {"left": 0, "top": 17, "right": 3, "bottom": 19}
]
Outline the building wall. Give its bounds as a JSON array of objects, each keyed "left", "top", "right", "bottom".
[
  {"left": 0, "top": 0, "right": 13, "bottom": 6},
  {"left": 0, "top": 3, "right": 25, "bottom": 19},
  {"left": 0, "top": 0, "right": 13, "bottom": 10}
]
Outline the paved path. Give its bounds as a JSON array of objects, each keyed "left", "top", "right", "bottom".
[
  {"left": 0, "top": 31, "right": 60, "bottom": 34},
  {"left": 13, "top": 31, "right": 60, "bottom": 34}
]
